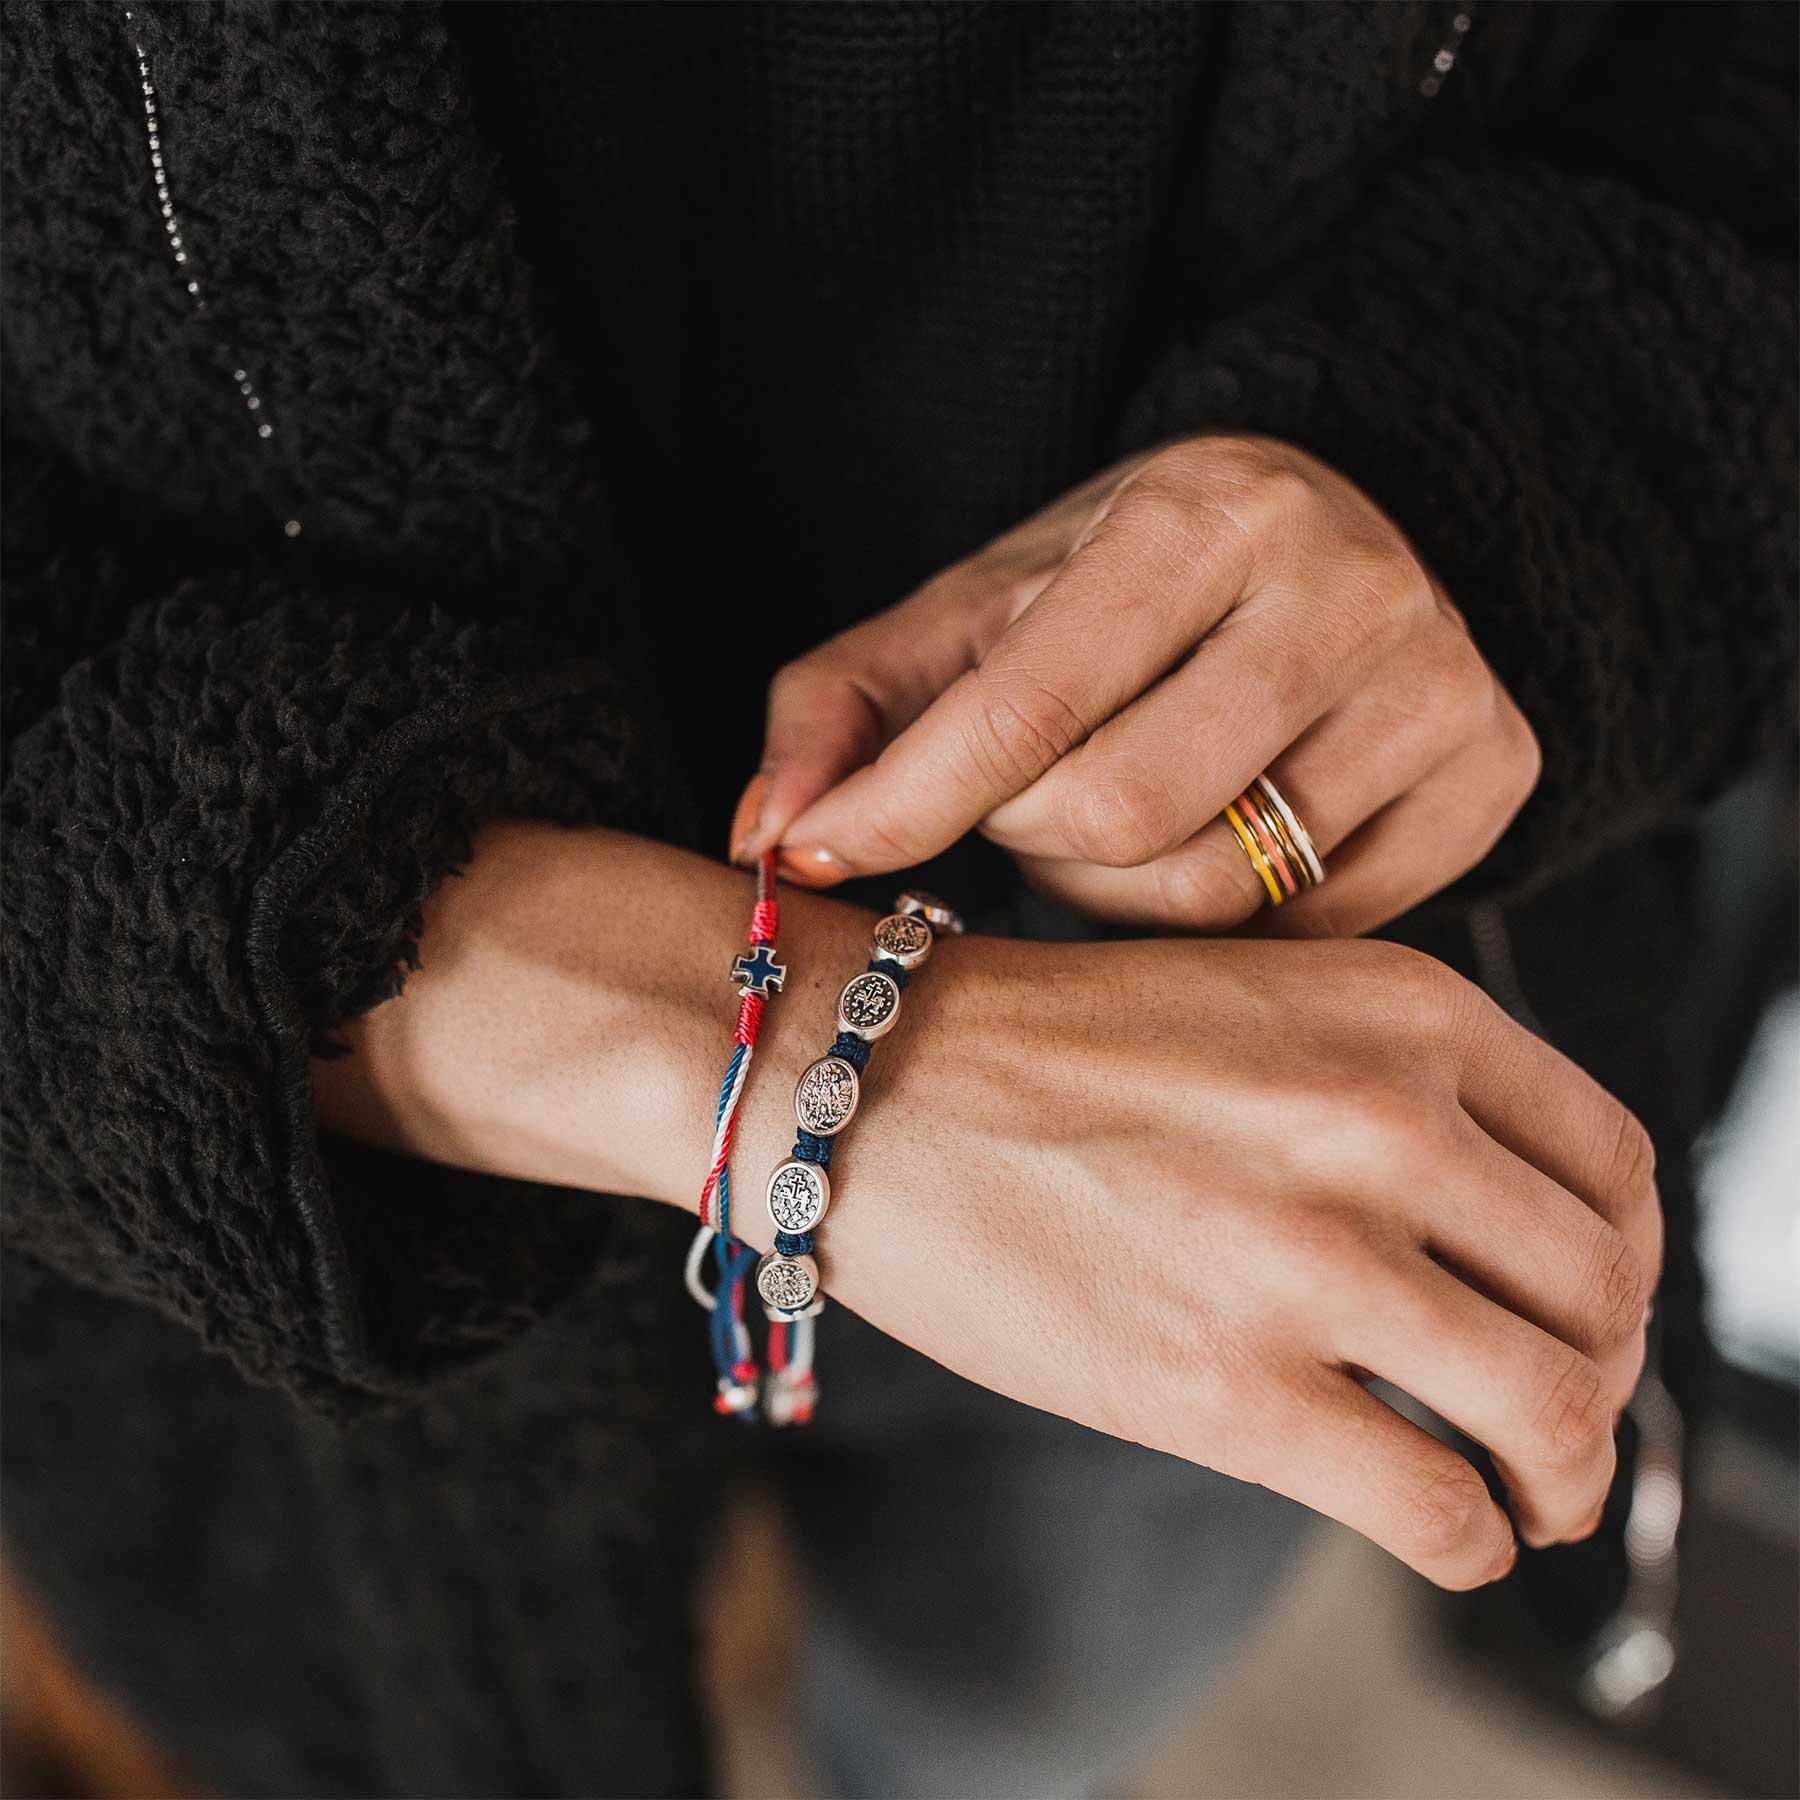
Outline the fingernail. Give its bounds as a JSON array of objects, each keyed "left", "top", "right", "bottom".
[
  {"left": 728, "top": 771, "right": 773, "bottom": 865},
  {"left": 775, "top": 844, "right": 848, "bottom": 888}
]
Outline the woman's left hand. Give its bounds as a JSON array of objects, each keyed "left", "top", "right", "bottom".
[{"left": 730, "top": 433, "right": 1541, "bottom": 934}]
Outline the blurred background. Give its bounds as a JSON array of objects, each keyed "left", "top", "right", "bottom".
[{"left": 4, "top": 776, "right": 1795, "bottom": 1799}]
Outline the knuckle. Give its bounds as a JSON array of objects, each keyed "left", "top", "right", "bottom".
[
  {"left": 1293, "top": 605, "right": 1372, "bottom": 700},
  {"left": 1328, "top": 937, "right": 1415, "bottom": 1006},
  {"left": 1605, "top": 1105, "right": 1658, "bottom": 1205},
  {"left": 1142, "top": 437, "right": 1218, "bottom": 486},
  {"left": 1242, "top": 463, "right": 1320, "bottom": 535},
  {"left": 1339, "top": 533, "right": 1437, "bottom": 643},
  {"left": 1148, "top": 433, "right": 1272, "bottom": 501},
  {"left": 1499, "top": 698, "right": 1544, "bottom": 800},
  {"left": 1437, "top": 625, "right": 1498, "bottom": 714},
  {"left": 1110, "top": 471, "right": 1201, "bottom": 547},
  {"left": 1425, "top": 965, "right": 1489, "bottom": 1050},
  {"left": 1318, "top": 1080, "right": 1436, "bottom": 1180},
  {"left": 909, "top": 567, "right": 972, "bottom": 621},
  {"left": 1618, "top": 1328, "right": 1650, "bottom": 1411},
  {"left": 931, "top": 555, "right": 1045, "bottom": 630},
  {"left": 1371, "top": 1091, "right": 1465, "bottom": 1182},
  {"left": 1131, "top": 443, "right": 1316, "bottom": 548},
  {"left": 766, "top": 656, "right": 816, "bottom": 703},
  {"left": 1584, "top": 1226, "right": 1650, "bottom": 1348},
  {"left": 1395, "top": 549, "right": 1445, "bottom": 624},
  {"left": 1383, "top": 619, "right": 1493, "bottom": 745},
  {"left": 1265, "top": 1197, "right": 1402, "bottom": 1311},
  {"left": 1394, "top": 1463, "right": 1494, "bottom": 1563},
  {"left": 1604, "top": 1103, "right": 1664, "bottom": 1289},
  {"left": 1214, "top": 623, "right": 1341, "bottom": 746},
  {"left": 965, "top": 667, "right": 1088, "bottom": 791},
  {"left": 1527, "top": 1349, "right": 1611, "bottom": 1477},
  {"left": 1374, "top": 942, "right": 1481, "bottom": 1044},
  {"left": 1058, "top": 769, "right": 1183, "bottom": 867},
  {"left": 1188, "top": 437, "right": 1274, "bottom": 486},
  {"left": 993, "top": 566, "right": 1052, "bottom": 625}
]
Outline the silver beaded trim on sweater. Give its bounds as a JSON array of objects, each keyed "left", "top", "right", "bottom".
[
  {"left": 124, "top": 8, "right": 302, "bottom": 540},
  {"left": 1420, "top": 7, "right": 1473, "bottom": 98}
]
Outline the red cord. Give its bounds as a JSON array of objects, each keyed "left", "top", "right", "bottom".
[{"left": 735, "top": 992, "right": 765, "bottom": 1046}]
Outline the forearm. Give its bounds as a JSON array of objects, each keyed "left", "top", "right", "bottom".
[
  {"left": 310, "top": 820, "right": 881, "bottom": 1225},
  {"left": 312, "top": 815, "right": 1672, "bottom": 1591}
]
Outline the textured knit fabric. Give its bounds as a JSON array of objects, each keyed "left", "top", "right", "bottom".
[
  {"left": 0, "top": 2, "right": 1793, "bottom": 1794},
  {"left": 459, "top": 0, "right": 1798, "bottom": 897}
]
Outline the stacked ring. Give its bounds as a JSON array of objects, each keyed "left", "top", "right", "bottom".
[{"left": 1223, "top": 774, "right": 1325, "bottom": 906}]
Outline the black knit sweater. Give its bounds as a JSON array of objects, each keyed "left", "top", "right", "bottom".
[{"left": 1, "top": 4, "right": 1793, "bottom": 1794}]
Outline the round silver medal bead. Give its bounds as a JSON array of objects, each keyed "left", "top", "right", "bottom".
[
  {"left": 871, "top": 911, "right": 934, "bottom": 970},
  {"left": 755, "top": 1251, "right": 821, "bottom": 1315},
  {"left": 895, "top": 888, "right": 964, "bottom": 934},
  {"left": 836, "top": 969, "right": 902, "bottom": 1042},
  {"left": 766, "top": 1157, "right": 832, "bottom": 1234},
  {"left": 794, "top": 1054, "right": 861, "bottom": 1136}
]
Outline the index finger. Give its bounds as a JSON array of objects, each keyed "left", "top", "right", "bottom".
[{"left": 775, "top": 488, "right": 1254, "bottom": 880}]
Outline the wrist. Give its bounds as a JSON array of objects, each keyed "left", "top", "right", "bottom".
[
  {"left": 309, "top": 819, "right": 887, "bottom": 1218},
  {"left": 309, "top": 821, "right": 703, "bottom": 1201},
  {"left": 723, "top": 899, "right": 1008, "bottom": 1292},
  {"left": 698, "top": 883, "right": 889, "bottom": 1250}
]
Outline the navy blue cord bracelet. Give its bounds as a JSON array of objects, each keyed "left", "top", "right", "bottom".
[{"left": 755, "top": 891, "right": 964, "bottom": 1398}]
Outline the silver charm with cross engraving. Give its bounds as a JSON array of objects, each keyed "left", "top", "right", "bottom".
[
  {"left": 836, "top": 970, "right": 901, "bottom": 1041},
  {"left": 766, "top": 1157, "right": 832, "bottom": 1234}
]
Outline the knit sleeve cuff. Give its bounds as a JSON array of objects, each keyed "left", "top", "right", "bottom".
[{"left": 3, "top": 567, "right": 695, "bottom": 1417}]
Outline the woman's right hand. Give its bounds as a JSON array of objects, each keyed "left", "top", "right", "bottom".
[
  {"left": 731, "top": 920, "right": 1661, "bottom": 1591},
  {"left": 316, "top": 822, "right": 1658, "bottom": 1591}
]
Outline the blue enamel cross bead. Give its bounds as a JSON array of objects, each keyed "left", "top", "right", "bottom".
[{"left": 730, "top": 943, "right": 787, "bottom": 998}]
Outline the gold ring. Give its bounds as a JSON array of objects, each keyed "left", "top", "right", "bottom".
[
  {"left": 1224, "top": 802, "right": 1284, "bottom": 905},
  {"left": 1223, "top": 775, "right": 1325, "bottom": 906}
]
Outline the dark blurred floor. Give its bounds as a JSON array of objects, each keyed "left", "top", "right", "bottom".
[{"left": 699, "top": 1493, "right": 1727, "bottom": 1800}]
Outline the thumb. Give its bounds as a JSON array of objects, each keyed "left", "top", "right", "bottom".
[{"left": 728, "top": 582, "right": 987, "bottom": 868}]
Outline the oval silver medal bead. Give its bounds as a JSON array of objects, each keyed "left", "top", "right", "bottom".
[
  {"left": 794, "top": 1054, "right": 861, "bottom": 1136},
  {"left": 766, "top": 1157, "right": 831, "bottom": 1234},
  {"left": 755, "top": 1251, "right": 821, "bottom": 1315},
  {"left": 870, "top": 911, "right": 934, "bottom": 970},
  {"left": 836, "top": 969, "right": 901, "bottom": 1042}
]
